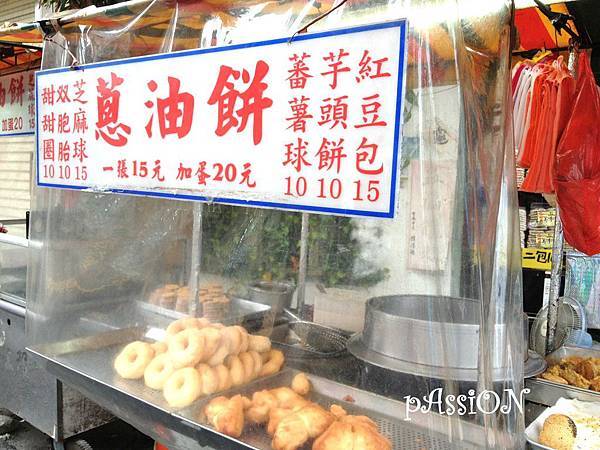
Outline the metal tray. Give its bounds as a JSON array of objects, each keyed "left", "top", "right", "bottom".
[
  {"left": 28, "top": 328, "right": 489, "bottom": 450},
  {"left": 544, "top": 345, "right": 600, "bottom": 366},
  {"left": 136, "top": 301, "right": 188, "bottom": 320},
  {"left": 137, "top": 297, "right": 273, "bottom": 331},
  {"left": 137, "top": 297, "right": 271, "bottom": 321},
  {"left": 526, "top": 346, "right": 600, "bottom": 407},
  {"left": 177, "top": 369, "right": 482, "bottom": 450},
  {"left": 525, "top": 345, "right": 600, "bottom": 406}
]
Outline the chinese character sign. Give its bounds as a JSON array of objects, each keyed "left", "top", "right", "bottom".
[
  {"left": 36, "top": 21, "right": 407, "bottom": 218},
  {"left": 0, "top": 70, "right": 35, "bottom": 135},
  {"left": 521, "top": 248, "right": 552, "bottom": 271}
]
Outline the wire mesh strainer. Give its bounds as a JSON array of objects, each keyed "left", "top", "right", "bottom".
[{"left": 271, "top": 320, "right": 348, "bottom": 358}]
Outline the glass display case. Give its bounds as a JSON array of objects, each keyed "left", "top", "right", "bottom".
[{"left": 27, "top": 0, "right": 527, "bottom": 449}]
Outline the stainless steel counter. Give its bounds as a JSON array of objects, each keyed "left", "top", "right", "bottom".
[
  {"left": 26, "top": 321, "right": 507, "bottom": 450},
  {"left": 0, "top": 294, "right": 112, "bottom": 442}
]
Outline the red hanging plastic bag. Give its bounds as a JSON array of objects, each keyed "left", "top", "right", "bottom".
[{"left": 555, "top": 53, "right": 600, "bottom": 255}]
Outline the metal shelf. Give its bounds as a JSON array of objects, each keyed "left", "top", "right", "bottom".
[{"left": 26, "top": 326, "right": 492, "bottom": 450}]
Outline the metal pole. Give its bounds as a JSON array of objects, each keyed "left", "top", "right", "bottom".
[
  {"left": 188, "top": 204, "right": 203, "bottom": 317},
  {"left": 296, "top": 213, "right": 309, "bottom": 319},
  {"left": 545, "top": 47, "right": 577, "bottom": 354},
  {"left": 545, "top": 207, "right": 563, "bottom": 354}
]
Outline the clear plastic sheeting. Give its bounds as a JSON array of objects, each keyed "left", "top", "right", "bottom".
[
  {"left": 27, "top": 0, "right": 524, "bottom": 449},
  {"left": 565, "top": 251, "right": 600, "bottom": 329},
  {"left": 0, "top": 238, "right": 28, "bottom": 299}
]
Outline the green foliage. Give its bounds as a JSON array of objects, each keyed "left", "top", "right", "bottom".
[{"left": 200, "top": 205, "right": 387, "bottom": 287}]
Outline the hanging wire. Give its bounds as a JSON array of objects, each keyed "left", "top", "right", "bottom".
[
  {"left": 289, "top": 0, "right": 348, "bottom": 43},
  {"left": 43, "top": 34, "right": 79, "bottom": 69}
]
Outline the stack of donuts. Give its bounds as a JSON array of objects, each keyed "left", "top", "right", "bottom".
[{"left": 113, "top": 317, "right": 285, "bottom": 408}]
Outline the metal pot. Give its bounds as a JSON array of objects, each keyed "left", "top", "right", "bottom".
[
  {"left": 360, "top": 295, "right": 521, "bottom": 369},
  {"left": 247, "top": 281, "right": 295, "bottom": 315},
  {"left": 348, "top": 296, "right": 542, "bottom": 381}
]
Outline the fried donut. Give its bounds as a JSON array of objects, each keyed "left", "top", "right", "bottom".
[
  {"left": 166, "top": 317, "right": 200, "bottom": 337},
  {"left": 163, "top": 367, "right": 203, "bottom": 408},
  {"left": 291, "top": 372, "right": 311, "bottom": 396},
  {"left": 214, "top": 364, "right": 232, "bottom": 392},
  {"left": 197, "top": 363, "right": 220, "bottom": 395},
  {"left": 248, "top": 350, "right": 263, "bottom": 378},
  {"left": 226, "top": 355, "right": 246, "bottom": 386},
  {"left": 197, "top": 318, "right": 212, "bottom": 329},
  {"left": 236, "top": 326, "right": 249, "bottom": 353},
  {"left": 151, "top": 341, "right": 168, "bottom": 355},
  {"left": 207, "top": 342, "right": 229, "bottom": 366},
  {"left": 238, "top": 352, "right": 255, "bottom": 382},
  {"left": 199, "top": 327, "right": 222, "bottom": 361},
  {"left": 114, "top": 341, "right": 155, "bottom": 379},
  {"left": 261, "top": 350, "right": 271, "bottom": 363},
  {"left": 248, "top": 334, "right": 271, "bottom": 353},
  {"left": 144, "top": 353, "right": 175, "bottom": 390},
  {"left": 221, "top": 326, "right": 243, "bottom": 355},
  {"left": 168, "top": 328, "right": 206, "bottom": 368},
  {"left": 260, "top": 349, "right": 285, "bottom": 377}
]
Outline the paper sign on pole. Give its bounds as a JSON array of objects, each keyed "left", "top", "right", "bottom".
[{"left": 36, "top": 21, "right": 407, "bottom": 218}]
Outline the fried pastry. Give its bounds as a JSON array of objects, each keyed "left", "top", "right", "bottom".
[
  {"left": 540, "top": 372, "right": 569, "bottom": 384},
  {"left": 576, "top": 359, "right": 600, "bottom": 381},
  {"left": 559, "top": 367, "right": 591, "bottom": 389},
  {"left": 271, "top": 403, "right": 335, "bottom": 450},
  {"left": 538, "top": 414, "right": 577, "bottom": 450},
  {"left": 204, "top": 394, "right": 247, "bottom": 438},
  {"left": 590, "top": 376, "right": 600, "bottom": 392},
  {"left": 268, "top": 407, "right": 298, "bottom": 437},
  {"left": 291, "top": 372, "right": 311, "bottom": 396},
  {"left": 547, "top": 365, "right": 561, "bottom": 376},
  {"left": 313, "top": 412, "right": 392, "bottom": 450},
  {"left": 246, "top": 390, "right": 280, "bottom": 425},
  {"left": 247, "top": 386, "right": 308, "bottom": 428}
]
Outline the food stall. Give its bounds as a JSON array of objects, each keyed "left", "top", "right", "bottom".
[
  {"left": 508, "top": 2, "right": 600, "bottom": 448},
  {"left": 26, "top": 0, "right": 530, "bottom": 449}
]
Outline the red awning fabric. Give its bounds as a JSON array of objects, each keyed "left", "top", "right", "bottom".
[{"left": 514, "top": 3, "right": 578, "bottom": 51}]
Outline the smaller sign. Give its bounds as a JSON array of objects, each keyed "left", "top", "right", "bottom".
[
  {"left": 0, "top": 70, "right": 35, "bottom": 136},
  {"left": 522, "top": 247, "right": 552, "bottom": 271}
]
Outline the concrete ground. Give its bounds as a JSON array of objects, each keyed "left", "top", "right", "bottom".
[
  {"left": 0, "top": 416, "right": 154, "bottom": 450},
  {"left": 0, "top": 420, "right": 50, "bottom": 450}
]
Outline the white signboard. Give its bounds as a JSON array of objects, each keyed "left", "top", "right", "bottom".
[
  {"left": 36, "top": 20, "right": 407, "bottom": 218},
  {"left": 0, "top": 69, "right": 35, "bottom": 136}
]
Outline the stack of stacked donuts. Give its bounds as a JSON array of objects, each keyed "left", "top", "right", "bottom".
[{"left": 113, "top": 317, "right": 285, "bottom": 408}]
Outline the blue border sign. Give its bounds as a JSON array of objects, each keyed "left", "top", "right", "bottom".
[{"left": 36, "top": 20, "right": 407, "bottom": 218}]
